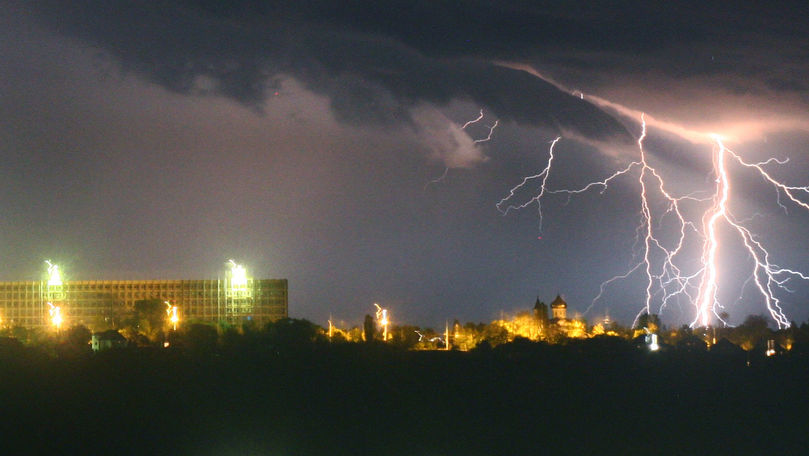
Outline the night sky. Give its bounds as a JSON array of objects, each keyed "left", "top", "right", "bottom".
[{"left": 3, "top": 1, "right": 809, "bottom": 328}]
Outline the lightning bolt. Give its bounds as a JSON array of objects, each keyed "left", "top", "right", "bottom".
[
  {"left": 496, "top": 137, "right": 562, "bottom": 234},
  {"left": 424, "top": 166, "right": 449, "bottom": 190},
  {"left": 374, "top": 303, "right": 390, "bottom": 340},
  {"left": 461, "top": 109, "right": 485, "bottom": 130},
  {"left": 166, "top": 301, "right": 179, "bottom": 330},
  {"left": 499, "top": 113, "right": 809, "bottom": 329},
  {"left": 415, "top": 330, "right": 444, "bottom": 344},
  {"left": 473, "top": 119, "right": 499, "bottom": 144},
  {"left": 48, "top": 302, "right": 62, "bottom": 329},
  {"left": 425, "top": 109, "right": 499, "bottom": 188},
  {"left": 692, "top": 139, "right": 809, "bottom": 328}
]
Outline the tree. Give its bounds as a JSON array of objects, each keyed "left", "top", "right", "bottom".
[
  {"left": 59, "top": 324, "right": 92, "bottom": 356},
  {"left": 363, "top": 314, "right": 376, "bottom": 342},
  {"left": 790, "top": 321, "right": 809, "bottom": 354},
  {"left": 91, "top": 294, "right": 128, "bottom": 331},
  {"left": 481, "top": 322, "right": 509, "bottom": 346},
  {"left": 220, "top": 325, "right": 243, "bottom": 352},
  {"left": 513, "top": 311, "right": 542, "bottom": 340},
  {"left": 65, "top": 324, "right": 91, "bottom": 348},
  {"left": 9, "top": 326, "right": 29, "bottom": 344},
  {"left": 458, "top": 322, "right": 486, "bottom": 348},
  {"left": 263, "top": 318, "right": 324, "bottom": 348},
  {"left": 634, "top": 312, "right": 660, "bottom": 332},
  {"left": 666, "top": 325, "right": 693, "bottom": 346},
  {"left": 729, "top": 314, "right": 771, "bottom": 350},
  {"left": 183, "top": 323, "right": 218, "bottom": 353},
  {"left": 128, "top": 298, "right": 168, "bottom": 342},
  {"left": 715, "top": 311, "right": 731, "bottom": 340},
  {"left": 346, "top": 326, "right": 364, "bottom": 342},
  {"left": 388, "top": 325, "right": 420, "bottom": 350}
]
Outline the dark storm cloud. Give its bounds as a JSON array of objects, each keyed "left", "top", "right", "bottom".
[
  {"left": 53, "top": 1, "right": 809, "bottom": 92},
  {"left": 25, "top": 0, "right": 641, "bottom": 142}
]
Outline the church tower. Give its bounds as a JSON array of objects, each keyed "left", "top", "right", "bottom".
[
  {"left": 533, "top": 297, "right": 549, "bottom": 323},
  {"left": 550, "top": 294, "right": 567, "bottom": 320}
]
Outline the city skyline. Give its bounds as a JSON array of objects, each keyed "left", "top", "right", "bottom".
[{"left": 3, "top": 1, "right": 809, "bottom": 328}]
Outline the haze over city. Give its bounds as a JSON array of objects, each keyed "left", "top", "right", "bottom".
[{"left": 3, "top": 0, "right": 809, "bottom": 329}]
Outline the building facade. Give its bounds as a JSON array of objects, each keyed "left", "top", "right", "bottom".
[{"left": 0, "top": 278, "right": 288, "bottom": 330}]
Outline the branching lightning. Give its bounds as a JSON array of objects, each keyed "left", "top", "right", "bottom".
[
  {"left": 694, "top": 139, "right": 809, "bottom": 328},
  {"left": 496, "top": 137, "right": 562, "bottom": 234},
  {"left": 45, "top": 260, "right": 62, "bottom": 287},
  {"left": 473, "top": 120, "right": 499, "bottom": 144},
  {"left": 425, "top": 109, "right": 498, "bottom": 188},
  {"left": 374, "top": 303, "right": 390, "bottom": 340},
  {"left": 499, "top": 113, "right": 809, "bottom": 329},
  {"left": 48, "top": 302, "right": 62, "bottom": 329},
  {"left": 166, "top": 301, "right": 179, "bottom": 331},
  {"left": 459, "top": 108, "right": 501, "bottom": 140}
]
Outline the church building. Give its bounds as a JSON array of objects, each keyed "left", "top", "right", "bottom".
[{"left": 550, "top": 294, "right": 567, "bottom": 321}]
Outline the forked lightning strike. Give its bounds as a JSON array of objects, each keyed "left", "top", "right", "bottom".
[
  {"left": 426, "top": 110, "right": 498, "bottom": 188},
  {"left": 496, "top": 137, "right": 561, "bottom": 234},
  {"left": 499, "top": 113, "right": 809, "bottom": 328},
  {"left": 48, "top": 302, "right": 62, "bottom": 329},
  {"left": 695, "top": 139, "right": 809, "bottom": 328}
]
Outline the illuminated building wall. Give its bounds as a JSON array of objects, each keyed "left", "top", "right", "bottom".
[{"left": 0, "top": 278, "right": 287, "bottom": 330}]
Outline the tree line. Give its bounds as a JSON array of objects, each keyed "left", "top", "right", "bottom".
[{"left": 4, "top": 296, "right": 809, "bottom": 358}]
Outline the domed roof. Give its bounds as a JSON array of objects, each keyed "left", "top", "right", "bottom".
[{"left": 550, "top": 294, "right": 567, "bottom": 308}]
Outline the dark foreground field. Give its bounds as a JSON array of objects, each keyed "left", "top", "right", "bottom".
[{"left": 1, "top": 339, "right": 808, "bottom": 455}]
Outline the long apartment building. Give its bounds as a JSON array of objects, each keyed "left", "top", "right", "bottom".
[{"left": 0, "top": 262, "right": 287, "bottom": 330}]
